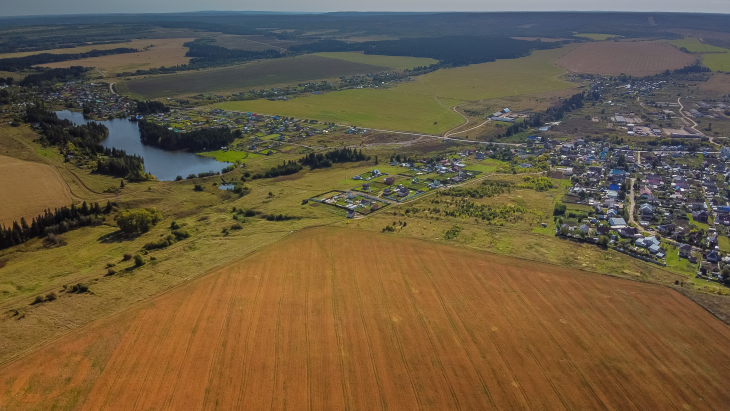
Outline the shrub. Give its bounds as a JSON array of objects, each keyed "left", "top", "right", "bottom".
[
  {"left": 123, "top": 253, "right": 133, "bottom": 261},
  {"left": 231, "top": 223, "right": 243, "bottom": 230},
  {"left": 170, "top": 221, "right": 181, "bottom": 230},
  {"left": 598, "top": 236, "right": 610, "bottom": 247},
  {"left": 106, "top": 262, "right": 116, "bottom": 268},
  {"left": 171, "top": 230, "right": 190, "bottom": 240},
  {"left": 45, "top": 292, "right": 57, "bottom": 301},
  {"left": 76, "top": 283, "right": 89, "bottom": 293},
  {"left": 134, "top": 254, "right": 145, "bottom": 267},
  {"left": 43, "top": 233, "right": 67, "bottom": 247},
  {"left": 553, "top": 203, "right": 567, "bottom": 216},
  {"left": 193, "top": 184, "right": 204, "bottom": 192},
  {"left": 175, "top": 175, "right": 183, "bottom": 181},
  {"left": 32, "top": 295, "right": 45, "bottom": 305},
  {"left": 115, "top": 208, "right": 163, "bottom": 233},
  {"left": 244, "top": 209, "right": 256, "bottom": 217},
  {"left": 106, "top": 268, "right": 116, "bottom": 276}
]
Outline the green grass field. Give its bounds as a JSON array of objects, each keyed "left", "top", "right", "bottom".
[
  {"left": 215, "top": 48, "right": 575, "bottom": 134},
  {"left": 217, "top": 88, "right": 464, "bottom": 134},
  {"left": 574, "top": 33, "right": 621, "bottom": 41},
  {"left": 670, "top": 38, "right": 729, "bottom": 53},
  {"left": 703, "top": 52, "right": 730, "bottom": 72},
  {"left": 391, "top": 47, "right": 574, "bottom": 102},
  {"left": 314, "top": 52, "right": 438, "bottom": 70},
  {"left": 118, "top": 55, "right": 390, "bottom": 99}
]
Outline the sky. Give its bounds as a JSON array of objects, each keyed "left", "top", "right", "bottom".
[{"left": 1, "top": 0, "right": 729, "bottom": 16}]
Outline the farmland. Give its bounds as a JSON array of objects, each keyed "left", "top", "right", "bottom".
[
  {"left": 702, "top": 52, "right": 730, "bottom": 72},
  {"left": 216, "top": 48, "right": 576, "bottom": 134},
  {"left": 669, "top": 37, "right": 729, "bottom": 53},
  {"left": 555, "top": 41, "right": 697, "bottom": 76},
  {"left": 2, "top": 228, "right": 730, "bottom": 410},
  {"left": 218, "top": 88, "right": 465, "bottom": 134},
  {"left": 313, "top": 52, "right": 438, "bottom": 69},
  {"left": 119, "top": 55, "right": 390, "bottom": 99},
  {"left": 38, "top": 38, "right": 194, "bottom": 76},
  {"left": 0, "top": 38, "right": 184, "bottom": 60},
  {"left": 0, "top": 155, "right": 72, "bottom": 227}
]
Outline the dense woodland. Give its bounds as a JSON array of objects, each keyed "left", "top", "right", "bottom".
[
  {"left": 0, "top": 201, "right": 111, "bottom": 251},
  {"left": 290, "top": 36, "right": 560, "bottom": 66},
  {"left": 0, "top": 48, "right": 137, "bottom": 71},
  {"left": 136, "top": 100, "right": 169, "bottom": 115},
  {"left": 20, "top": 66, "right": 88, "bottom": 87},
  {"left": 299, "top": 148, "right": 370, "bottom": 169},
  {"left": 138, "top": 120, "right": 242, "bottom": 151}
]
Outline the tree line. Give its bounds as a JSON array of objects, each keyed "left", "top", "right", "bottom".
[
  {"left": 20, "top": 66, "right": 88, "bottom": 87},
  {"left": 0, "top": 77, "right": 13, "bottom": 86},
  {"left": 137, "top": 120, "right": 242, "bottom": 151},
  {"left": 0, "top": 48, "right": 137, "bottom": 71},
  {"left": 0, "top": 201, "right": 112, "bottom": 250},
  {"left": 136, "top": 100, "right": 169, "bottom": 115},
  {"left": 289, "top": 36, "right": 560, "bottom": 66},
  {"left": 298, "top": 147, "right": 370, "bottom": 169}
]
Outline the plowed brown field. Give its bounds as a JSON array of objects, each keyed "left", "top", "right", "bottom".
[
  {"left": 2, "top": 228, "right": 730, "bottom": 410},
  {"left": 0, "top": 155, "right": 72, "bottom": 227},
  {"left": 556, "top": 41, "right": 696, "bottom": 76}
]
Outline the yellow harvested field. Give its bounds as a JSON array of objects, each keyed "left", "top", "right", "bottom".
[
  {"left": 0, "top": 155, "right": 71, "bottom": 227},
  {"left": 36, "top": 38, "right": 194, "bottom": 75},
  {"left": 2, "top": 228, "right": 730, "bottom": 410},
  {"left": 0, "top": 39, "right": 175, "bottom": 59}
]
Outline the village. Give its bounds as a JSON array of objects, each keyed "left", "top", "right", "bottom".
[{"left": 553, "top": 135, "right": 730, "bottom": 283}]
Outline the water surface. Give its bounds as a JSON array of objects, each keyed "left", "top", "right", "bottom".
[{"left": 56, "top": 110, "right": 232, "bottom": 181}]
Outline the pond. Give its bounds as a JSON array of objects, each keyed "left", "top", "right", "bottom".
[{"left": 55, "top": 110, "right": 232, "bottom": 181}]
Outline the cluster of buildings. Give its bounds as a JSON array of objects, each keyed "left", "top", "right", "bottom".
[
  {"left": 40, "top": 81, "right": 136, "bottom": 119},
  {"left": 554, "top": 137, "right": 730, "bottom": 281}
]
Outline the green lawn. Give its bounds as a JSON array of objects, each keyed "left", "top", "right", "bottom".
[
  {"left": 198, "top": 150, "right": 260, "bottom": 163},
  {"left": 574, "top": 33, "right": 621, "bottom": 41},
  {"left": 315, "top": 52, "right": 438, "bottom": 70},
  {"left": 687, "top": 213, "right": 710, "bottom": 230},
  {"left": 702, "top": 52, "right": 730, "bottom": 72},
  {"left": 217, "top": 88, "right": 465, "bottom": 135},
  {"left": 463, "top": 159, "right": 505, "bottom": 173},
  {"left": 670, "top": 38, "right": 729, "bottom": 53}
]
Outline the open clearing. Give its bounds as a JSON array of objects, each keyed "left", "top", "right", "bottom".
[
  {"left": 218, "top": 88, "right": 464, "bottom": 134},
  {"left": 120, "top": 55, "right": 390, "bottom": 99},
  {"left": 37, "top": 38, "right": 194, "bottom": 75},
  {"left": 556, "top": 41, "right": 697, "bottom": 76},
  {"left": 313, "top": 52, "right": 438, "bottom": 69},
  {"left": 0, "top": 155, "right": 71, "bottom": 227},
  {"left": 2, "top": 227, "right": 730, "bottom": 410},
  {"left": 669, "top": 37, "right": 728, "bottom": 53},
  {"left": 702, "top": 52, "right": 730, "bottom": 72},
  {"left": 216, "top": 48, "right": 575, "bottom": 134}
]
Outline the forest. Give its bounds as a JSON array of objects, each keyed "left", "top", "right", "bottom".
[
  {"left": 289, "top": 36, "right": 560, "bottom": 66},
  {"left": 0, "top": 201, "right": 111, "bottom": 251},
  {"left": 0, "top": 48, "right": 138, "bottom": 71},
  {"left": 20, "top": 66, "right": 88, "bottom": 87},
  {"left": 299, "top": 148, "right": 370, "bottom": 169},
  {"left": 138, "top": 120, "right": 242, "bottom": 151}
]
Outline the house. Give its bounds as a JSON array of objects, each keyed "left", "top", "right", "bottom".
[
  {"left": 475, "top": 152, "right": 485, "bottom": 160},
  {"left": 346, "top": 210, "right": 355, "bottom": 219},
  {"left": 610, "top": 169, "right": 628, "bottom": 181},
  {"left": 609, "top": 217, "right": 627, "bottom": 228},
  {"left": 706, "top": 249, "right": 721, "bottom": 263},
  {"left": 619, "top": 226, "right": 640, "bottom": 238},
  {"left": 362, "top": 183, "right": 370, "bottom": 190},
  {"left": 639, "top": 204, "right": 654, "bottom": 219},
  {"left": 384, "top": 177, "right": 395, "bottom": 185},
  {"left": 692, "top": 210, "right": 709, "bottom": 223},
  {"left": 597, "top": 226, "right": 610, "bottom": 236}
]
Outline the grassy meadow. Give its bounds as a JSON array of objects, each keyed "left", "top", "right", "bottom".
[
  {"left": 119, "top": 55, "right": 390, "bottom": 99},
  {"left": 314, "top": 52, "right": 438, "bottom": 69},
  {"left": 670, "top": 37, "right": 729, "bottom": 53},
  {"left": 215, "top": 47, "right": 576, "bottom": 134},
  {"left": 218, "top": 88, "right": 465, "bottom": 134}
]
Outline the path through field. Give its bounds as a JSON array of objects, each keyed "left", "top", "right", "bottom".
[{"left": 1, "top": 228, "right": 730, "bottom": 410}]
